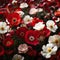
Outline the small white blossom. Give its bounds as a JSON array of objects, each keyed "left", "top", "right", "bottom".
[
  {"left": 12, "top": 54, "right": 24, "bottom": 60},
  {"left": 16, "top": 11, "right": 24, "bottom": 17},
  {"left": 0, "top": 22, "right": 9, "bottom": 34},
  {"left": 33, "top": 22, "right": 45, "bottom": 30},
  {"left": 38, "top": 8, "right": 43, "bottom": 12},
  {"left": 41, "top": 44, "right": 58, "bottom": 58},
  {"left": 20, "top": 2, "right": 28, "bottom": 8},
  {"left": 12, "top": 0, "right": 17, "bottom": 4},
  {"left": 48, "top": 35, "right": 60, "bottom": 47},
  {"left": 23, "top": 15, "right": 33, "bottom": 24},
  {"left": 29, "top": 8, "right": 38, "bottom": 15},
  {"left": 46, "top": 20, "right": 58, "bottom": 32}
]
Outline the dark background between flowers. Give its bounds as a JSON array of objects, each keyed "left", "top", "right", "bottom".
[{"left": 0, "top": 0, "right": 60, "bottom": 60}]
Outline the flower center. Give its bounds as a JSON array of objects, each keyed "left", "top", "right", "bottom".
[
  {"left": 0, "top": 27, "right": 5, "bottom": 31},
  {"left": 12, "top": 18, "right": 17, "bottom": 22},
  {"left": 50, "top": 25, "right": 53, "bottom": 29},
  {"left": 54, "top": 39, "right": 58, "bottom": 44},
  {"left": 29, "top": 36, "right": 35, "bottom": 41},
  {"left": 47, "top": 48, "right": 52, "bottom": 52},
  {"left": 20, "top": 32, "right": 24, "bottom": 37},
  {"left": 6, "top": 41, "right": 11, "bottom": 46}
]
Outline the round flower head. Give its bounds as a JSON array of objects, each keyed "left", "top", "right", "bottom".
[
  {"left": 20, "top": 2, "right": 28, "bottom": 8},
  {"left": 23, "top": 15, "right": 33, "bottom": 24},
  {"left": 48, "top": 35, "right": 60, "bottom": 47},
  {"left": 46, "top": 20, "right": 58, "bottom": 32},
  {"left": 25, "top": 30, "right": 39, "bottom": 46},
  {"left": 0, "top": 22, "right": 9, "bottom": 34},
  {"left": 12, "top": 54, "right": 24, "bottom": 60},
  {"left": 7, "top": 13, "right": 21, "bottom": 26},
  {"left": 41, "top": 44, "right": 58, "bottom": 58},
  {"left": 18, "top": 44, "right": 28, "bottom": 53}
]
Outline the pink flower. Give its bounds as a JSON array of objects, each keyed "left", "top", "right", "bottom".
[{"left": 18, "top": 44, "right": 28, "bottom": 53}]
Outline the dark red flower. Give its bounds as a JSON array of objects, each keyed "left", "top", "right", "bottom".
[
  {"left": 39, "top": 27, "right": 51, "bottom": 37},
  {"left": 5, "top": 50, "right": 14, "bottom": 55},
  {"left": 3, "top": 37, "right": 14, "bottom": 47},
  {"left": 0, "top": 45, "right": 4, "bottom": 56},
  {"left": 16, "top": 27, "right": 28, "bottom": 38},
  {"left": 25, "top": 30, "right": 39, "bottom": 46},
  {"left": 27, "top": 46, "right": 37, "bottom": 56},
  {"left": 6, "top": 13, "right": 21, "bottom": 26}
]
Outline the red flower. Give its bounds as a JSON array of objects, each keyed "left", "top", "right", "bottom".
[
  {"left": 0, "top": 45, "right": 4, "bottom": 56},
  {"left": 27, "top": 46, "right": 37, "bottom": 56},
  {"left": 5, "top": 50, "right": 14, "bottom": 55},
  {"left": 3, "top": 37, "right": 14, "bottom": 47},
  {"left": 30, "top": 17, "right": 43, "bottom": 26},
  {"left": 7, "top": 13, "right": 21, "bottom": 26},
  {"left": 39, "top": 27, "right": 51, "bottom": 37},
  {"left": 25, "top": 30, "right": 39, "bottom": 46},
  {"left": 16, "top": 27, "right": 28, "bottom": 38}
]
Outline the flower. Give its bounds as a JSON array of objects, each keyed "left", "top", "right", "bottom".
[
  {"left": 25, "top": 30, "right": 39, "bottom": 46},
  {"left": 48, "top": 35, "right": 60, "bottom": 47},
  {"left": 23, "top": 15, "right": 33, "bottom": 24},
  {"left": 16, "top": 27, "right": 28, "bottom": 38},
  {"left": 27, "top": 46, "right": 37, "bottom": 56},
  {"left": 0, "top": 22, "right": 9, "bottom": 34},
  {"left": 18, "top": 44, "right": 28, "bottom": 53},
  {"left": 20, "top": 2, "right": 28, "bottom": 8},
  {"left": 46, "top": 20, "right": 58, "bottom": 32},
  {"left": 33, "top": 22, "right": 45, "bottom": 30},
  {"left": 12, "top": 54, "right": 24, "bottom": 60},
  {"left": 0, "top": 45, "right": 4, "bottom": 56},
  {"left": 29, "top": 8, "right": 38, "bottom": 15},
  {"left": 41, "top": 44, "right": 58, "bottom": 58},
  {"left": 7, "top": 13, "right": 21, "bottom": 26},
  {"left": 3, "top": 37, "right": 14, "bottom": 47}
]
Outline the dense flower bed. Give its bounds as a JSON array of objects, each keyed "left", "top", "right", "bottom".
[{"left": 0, "top": 0, "right": 60, "bottom": 60}]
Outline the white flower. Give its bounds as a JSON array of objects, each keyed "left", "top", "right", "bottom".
[
  {"left": 20, "top": 2, "right": 28, "bottom": 8},
  {"left": 33, "top": 22, "right": 45, "bottom": 30},
  {"left": 46, "top": 20, "right": 58, "bottom": 32},
  {"left": 38, "top": 8, "right": 43, "bottom": 12},
  {"left": 48, "top": 35, "right": 60, "bottom": 47},
  {"left": 41, "top": 44, "right": 58, "bottom": 58},
  {"left": 12, "top": 54, "right": 24, "bottom": 60},
  {"left": 23, "top": 15, "right": 33, "bottom": 24},
  {"left": 16, "top": 11, "right": 24, "bottom": 17},
  {"left": 0, "top": 22, "right": 9, "bottom": 34},
  {"left": 12, "top": 0, "right": 17, "bottom": 4},
  {"left": 29, "top": 8, "right": 38, "bottom": 15}
]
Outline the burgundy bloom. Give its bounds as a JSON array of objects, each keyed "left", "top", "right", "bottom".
[
  {"left": 0, "top": 45, "right": 4, "bottom": 56},
  {"left": 7, "top": 13, "right": 21, "bottom": 26},
  {"left": 25, "top": 30, "right": 39, "bottom": 46},
  {"left": 27, "top": 46, "right": 37, "bottom": 56},
  {"left": 3, "top": 37, "right": 14, "bottom": 47},
  {"left": 16, "top": 27, "right": 28, "bottom": 38}
]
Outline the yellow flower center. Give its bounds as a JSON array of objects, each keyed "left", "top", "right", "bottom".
[
  {"left": 0, "top": 27, "right": 5, "bottom": 31},
  {"left": 47, "top": 48, "right": 52, "bottom": 52}
]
